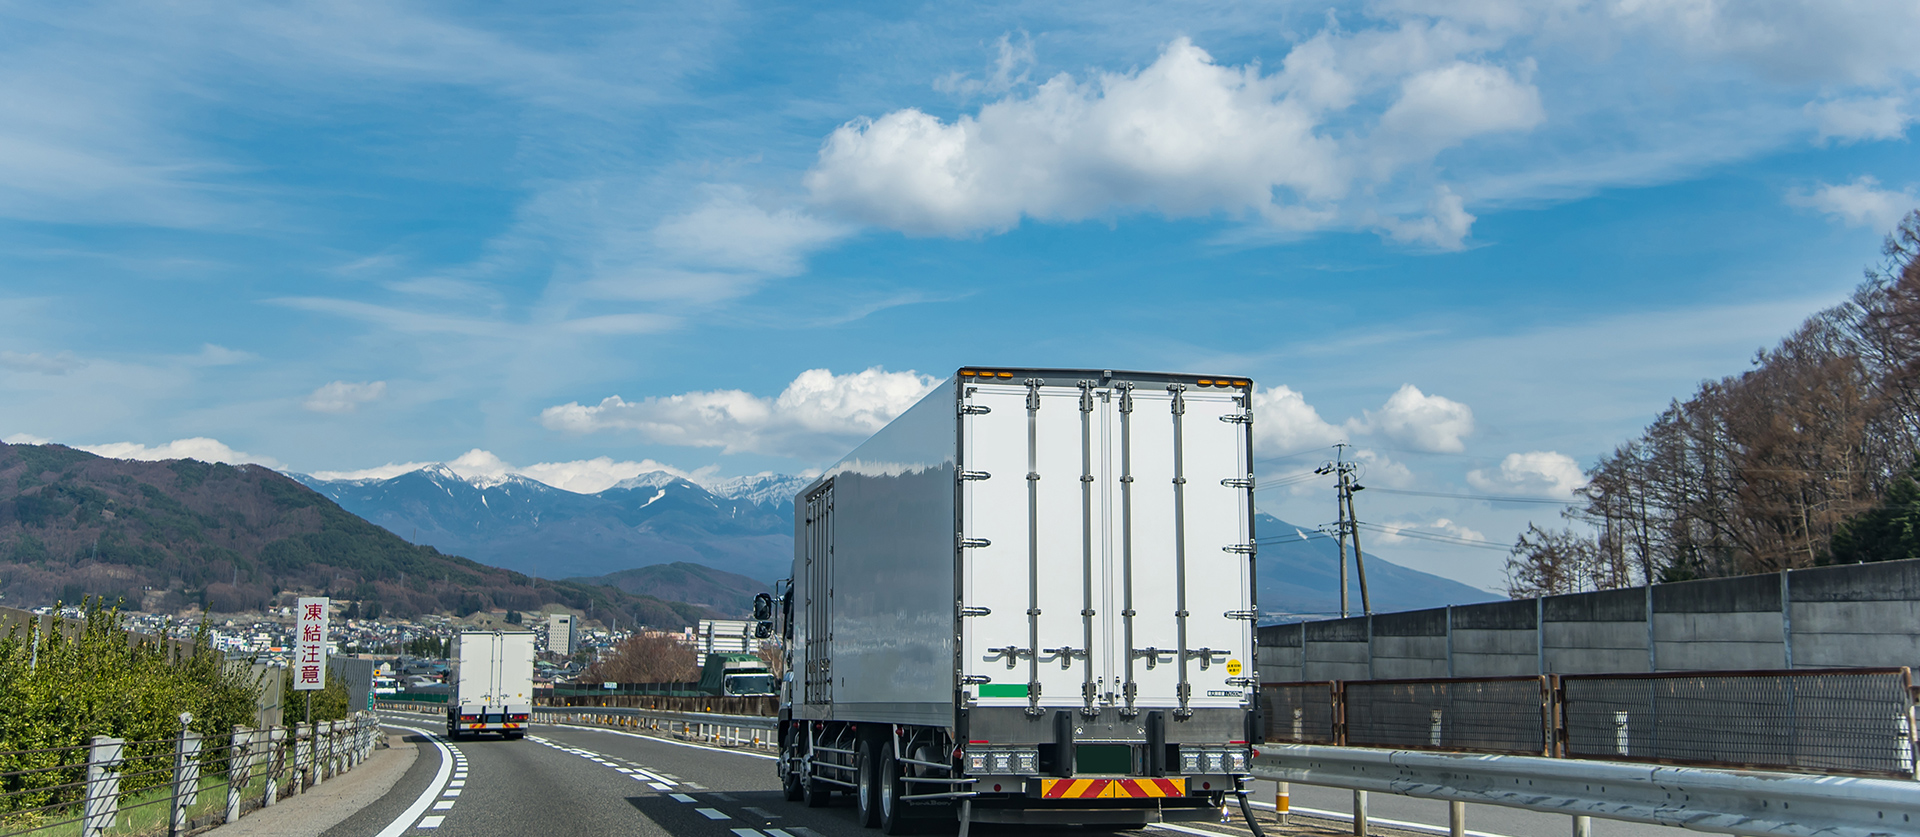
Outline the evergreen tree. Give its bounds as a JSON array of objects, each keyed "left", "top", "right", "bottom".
[{"left": 1828, "top": 461, "right": 1920, "bottom": 564}]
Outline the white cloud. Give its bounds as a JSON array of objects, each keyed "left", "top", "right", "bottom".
[
  {"left": 934, "top": 32, "right": 1036, "bottom": 100},
  {"left": 1807, "top": 95, "right": 1912, "bottom": 144},
  {"left": 1377, "top": 60, "right": 1545, "bottom": 153},
  {"left": 3, "top": 433, "right": 53, "bottom": 444},
  {"left": 1609, "top": 0, "right": 1920, "bottom": 86},
  {"left": 1467, "top": 450, "right": 1588, "bottom": 498},
  {"left": 302, "top": 380, "right": 388, "bottom": 414},
  {"left": 1378, "top": 185, "right": 1477, "bottom": 250},
  {"left": 1787, "top": 176, "right": 1918, "bottom": 231},
  {"left": 1250, "top": 385, "right": 1346, "bottom": 454},
  {"left": 0, "top": 351, "right": 86, "bottom": 375},
  {"left": 1373, "top": 517, "right": 1488, "bottom": 545},
  {"left": 77, "top": 437, "right": 283, "bottom": 469},
  {"left": 651, "top": 186, "right": 851, "bottom": 280},
  {"left": 1352, "top": 383, "right": 1475, "bottom": 452},
  {"left": 1351, "top": 449, "right": 1415, "bottom": 488},
  {"left": 540, "top": 366, "right": 940, "bottom": 458}
]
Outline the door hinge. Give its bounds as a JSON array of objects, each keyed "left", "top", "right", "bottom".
[
  {"left": 1224, "top": 610, "right": 1258, "bottom": 620},
  {"left": 959, "top": 537, "right": 991, "bottom": 549},
  {"left": 1221, "top": 477, "right": 1255, "bottom": 489},
  {"left": 960, "top": 606, "right": 992, "bottom": 617},
  {"left": 1219, "top": 413, "right": 1252, "bottom": 424},
  {"left": 959, "top": 470, "right": 992, "bottom": 481},
  {"left": 960, "top": 675, "right": 992, "bottom": 685},
  {"left": 1223, "top": 543, "right": 1256, "bottom": 555},
  {"left": 1226, "top": 677, "right": 1259, "bottom": 688},
  {"left": 960, "top": 404, "right": 991, "bottom": 416}
]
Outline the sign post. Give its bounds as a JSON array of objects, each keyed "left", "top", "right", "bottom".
[{"left": 294, "top": 597, "right": 329, "bottom": 724}]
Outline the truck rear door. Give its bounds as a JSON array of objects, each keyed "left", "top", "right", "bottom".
[{"left": 960, "top": 376, "right": 1254, "bottom": 718}]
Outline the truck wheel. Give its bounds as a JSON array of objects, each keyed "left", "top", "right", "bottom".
[
  {"left": 781, "top": 755, "right": 803, "bottom": 802},
  {"left": 856, "top": 741, "right": 880, "bottom": 828},
  {"left": 878, "top": 747, "right": 912, "bottom": 835},
  {"left": 803, "top": 760, "right": 833, "bottom": 808}
]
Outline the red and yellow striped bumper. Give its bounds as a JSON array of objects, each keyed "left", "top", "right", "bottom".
[{"left": 1039, "top": 778, "right": 1185, "bottom": 799}]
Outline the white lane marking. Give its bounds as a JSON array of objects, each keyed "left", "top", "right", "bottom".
[
  {"left": 683, "top": 782, "right": 708, "bottom": 789},
  {"left": 709, "top": 792, "right": 737, "bottom": 802},
  {"left": 669, "top": 793, "right": 696, "bottom": 803},
  {"left": 649, "top": 782, "right": 672, "bottom": 790},
  {"left": 766, "top": 830, "right": 794, "bottom": 837},
  {"left": 431, "top": 801, "right": 454, "bottom": 811},
  {"left": 696, "top": 808, "right": 730, "bottom": 820},
  {"left": 369, "top": 724, "right": 455, "bottom": 837},
  {"left": 441, "top": 789, "right": 460, "bottom": 797},
  {"left": 658, "top": 773, "right": 680, "bottom": 779},
  {"left": 730, "top": 830, "right": 762, "bottom": 837},
  {"left": 416, "top": 816, "right": 444, "bottom": 829},
  {"left": 448, "top": 781, "right": 465, "bottom": 788},
  {"left": 616, "top": 767, "right": 635, "bottom": 773},
  {"left": 1247, "top": 802, "right": 1514, "bottom": 837},
  {"left": 630, "top": 768, "right": 673, "bottom": 784}
]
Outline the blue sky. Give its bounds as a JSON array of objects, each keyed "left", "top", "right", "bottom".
[{"left": 3, "top": 1, "right": 1918, "bottom": 590}]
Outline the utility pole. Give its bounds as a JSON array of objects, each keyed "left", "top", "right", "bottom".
[{"left": 1316, "top": 445, "right": 1372, "bottom": 617}]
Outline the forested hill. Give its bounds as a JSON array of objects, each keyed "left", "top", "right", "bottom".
[{"left": 0, "top": 442, "right": 713, "bottom": 626}]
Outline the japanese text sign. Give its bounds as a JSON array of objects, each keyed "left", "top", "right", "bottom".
[{"left": 294, "top": 596, "right": 329, "bottom": 691}]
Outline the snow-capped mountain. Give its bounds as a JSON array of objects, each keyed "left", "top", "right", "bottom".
[
  {"left": 293, "top": 464, "right": 1495, "bottom": 618},
  {"left": 293, "top": 466, "right": 798, "bottom": 582}
]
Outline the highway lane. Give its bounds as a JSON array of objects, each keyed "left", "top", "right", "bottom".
[{"left": 337, "top": 715, "right": 1697, "bottom": 837}]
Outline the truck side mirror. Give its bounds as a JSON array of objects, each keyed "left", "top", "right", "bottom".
[
  {"left": 752, "top": 592, "right": 774, "bottom": 622},
  {"left": 755, "top": 622, "right": 773, "bottom": 639}
]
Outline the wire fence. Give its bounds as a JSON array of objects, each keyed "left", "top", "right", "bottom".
[
  {"left": 1264, "top": 666, "right": 1919, "bottom": 779},
  {"left": 1561, "top": 668, "right": 1916, "bottom": 777},
  {"left": 0, "top": 715, "right": 381, "bottom": 837},
  {"left": 1344, "top": 676, "right": 1549, "bottom": 755}
]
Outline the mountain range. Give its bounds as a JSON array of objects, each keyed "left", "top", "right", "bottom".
[
  {"left": 296, "top": 466, "right": 1496, "bottom": 620},
  {"left": 0, "top": 442, "right": 718, "bottom": 627}
]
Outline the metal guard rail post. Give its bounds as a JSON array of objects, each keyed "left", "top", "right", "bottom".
[
  {"left": 1253, "top": 744, "right": 1920, "bottom": 837},
  {"left": 530, "top": 706, "right": 777, "bottom": 750}
]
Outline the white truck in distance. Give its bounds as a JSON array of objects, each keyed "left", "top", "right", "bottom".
[{"left": 448, "top": 629, "right": 535, "bottom": 740}]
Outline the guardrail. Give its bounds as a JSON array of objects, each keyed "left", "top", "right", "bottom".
[
  {"left": 1265, "top": 666, "right": 1918, "bottom": 779},
  {"left": 1252, "top": 744, "right": 1920, "bottom": 837},
  {"left": 0, "top": 714, "right": 380, "bottom": 837},
  {"left": 534, "top": 707, "right": 777, "bottom": 752}
]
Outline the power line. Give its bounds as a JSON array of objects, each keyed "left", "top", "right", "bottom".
[
  {"left": 1363, "top": 487, "right": 1580, "bottom": 505},
  {"left": 1356, "top": 521, "right": 1512, "bottom": 551}
]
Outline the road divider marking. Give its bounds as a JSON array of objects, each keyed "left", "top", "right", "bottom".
[
  {"left": 432, "top": 801, "right": 454, "bottom": 811},
  {"left": 441, "top": 789, "right": 460, "bottom": 797},
  {"left": 649, "top": 782, "right": 671, "bottom": 790},
  {"left": 696, "top": 808, "right": 730, "bottom": 820},
  {"left": 730, "top": 830, "right": 762, "bottom": 837},
  {"left": 669, "top": 793, "right": 696, "bottom": 803},
  {"left": 369, "top": 724, "right": 456, "bottom": 837},
  {"left": 417, "top": 816, "right": 443, "bottom": 829}
]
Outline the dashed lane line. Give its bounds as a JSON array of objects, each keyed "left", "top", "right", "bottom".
[
  {"left": 669, "top": 793, "right": 697, "bottom": 803},
  {"left": 369, "top": 724, "right": 458, "bottom": 837},
  {"left": 696, "top": 808, "right": 731, "bottom": 820}
]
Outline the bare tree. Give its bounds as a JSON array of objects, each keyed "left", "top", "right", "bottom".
[
  {"left": 1504, "top": 525, "right": 1603, "bottom": 598},
  {"left": 593, "top": 632, "right": 697, "bottom": 684}
]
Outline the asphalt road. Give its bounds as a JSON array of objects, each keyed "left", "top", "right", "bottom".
[{"left": 333, "top": 715, "right": 1699, "bottom": 837}]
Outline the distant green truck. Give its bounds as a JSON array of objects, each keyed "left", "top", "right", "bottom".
[{"left": 698, "top": 652, "right": 776, "bottom": 697}]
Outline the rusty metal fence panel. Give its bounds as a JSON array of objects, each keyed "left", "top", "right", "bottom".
[
  {"left": 1343, "top": 676, "right": 1549, "bottom": 755},
  {"left": 1561, "top": 668, "right": 1917, "bottom": 778},
  {"left": 1260, "top": 682, "right": 1338, "bottom": 744}
]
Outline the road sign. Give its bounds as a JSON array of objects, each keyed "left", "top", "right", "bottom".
[{"left": 294, "top": 597, "right": 329, "bottom": 691}]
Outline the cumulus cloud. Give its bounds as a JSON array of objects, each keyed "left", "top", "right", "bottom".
[
  {"left": 1352, "top": 384, "right": 1475, "bottom": 452},
  {"left": 77, "top": 437, "right": 283, "bottom": 468},
  {"left": 540, "top": 366, "right": 940, "bottom": 458},
  {"left": 1351, "top": 449, "right": 1415, "bottom": 488},
  {"left": 1251, "top": 385, "right": 1346, "bottom": 453},
  {"left": 1788, "top": 176, "right": 1918, "bottom": 230},
  {"left": 0, "top": 351, "right": 86, "bottom": 375},
  {"left": 303, "top": 380, "right": 387, "bottom": 413},
  {"left": 308, "top": 449, "right": 709, "bottom": 494},
  {"left": 806, "top": 37, "right": 1539, "bottom": 242},
  {"left": 1373, "top": 517, "right": 1488, "bottom": 545},
  {"left": 1467, "top": 450, "right": 1588, "bottom": 498},
  {"left": 1808, "top": 95, "right": 1912, "bottom": 144},
  {"left": 1379, "top": 185, "right": 1477, "bottom": 250}
]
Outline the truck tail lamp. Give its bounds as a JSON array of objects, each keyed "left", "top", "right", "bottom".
[{"left": 1179, "top": 747, "right": 1250, "bottom": 775}]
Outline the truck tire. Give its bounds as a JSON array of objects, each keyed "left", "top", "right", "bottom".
[
  {"left": 781, "top": 756, "right": 804, "bottom": 802},
  {"left": 856, "top": 741, "right": 880, "bottom": 828},
  {"left": 878, "top": 747, "right": 911, "bottom": 835},
  {"left": 803, "top": 760, "right": 833, "bottom": 808}
]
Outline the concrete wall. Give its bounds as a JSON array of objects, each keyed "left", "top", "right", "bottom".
[{"left": 1255, "top": 557, "right": 1920, "bottom": 682}]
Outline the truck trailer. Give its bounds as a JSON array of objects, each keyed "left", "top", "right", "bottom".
[
  {"left": 448, "top": 629, "right": 535, "bottom": 739},
  {"left": 777, "top": 367, "right": 1261, "bottom": 833}
]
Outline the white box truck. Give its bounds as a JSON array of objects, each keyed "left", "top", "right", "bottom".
[
  {"left": 776, "top": 367, "right": 1261, "bottom": 833},
  {"left": 448, "top": 629, "right": 536, "bottom": 740}
]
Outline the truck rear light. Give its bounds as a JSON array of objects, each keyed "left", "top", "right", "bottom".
[
  {"left": 967, "top": 753, "right": 988, "bottom": 772},
  {"left": 967, "top": 747, "right": 1038, "bottom": 775}
]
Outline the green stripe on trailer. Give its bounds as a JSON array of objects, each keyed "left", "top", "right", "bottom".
[{"left": 977, "top": 683, "right": 1029, "bottom": 697}]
